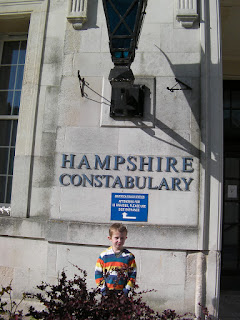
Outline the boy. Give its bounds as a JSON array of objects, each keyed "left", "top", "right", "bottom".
[{"left": 95, "top": 223, "right": 137, "bottom": 296}]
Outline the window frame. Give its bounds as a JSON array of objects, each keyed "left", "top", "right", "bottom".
[
  {"left": 0, "top": 35, "right": 28, "bottom": 206},
  {"left": 0, "top": 0, "right": 49, "bottom": 217}
]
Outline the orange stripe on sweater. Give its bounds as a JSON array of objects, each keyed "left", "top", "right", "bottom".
[{"left": 106, "top": 283, "right": 124, "bottom": 290}]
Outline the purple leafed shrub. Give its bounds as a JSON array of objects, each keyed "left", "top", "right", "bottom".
[
  {"left": 26, "top": 266, "right": 159, "bottom": 320},
  {"left": 1, "top": 266, "right": 214, "bottom": 319},
  {"left": 0, "top": 281, "right": 24, "bottom": 320}
]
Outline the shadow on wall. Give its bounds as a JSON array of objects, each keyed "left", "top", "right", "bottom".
[
  {"left": 82, "top": 0, "right": 99, "bottom": 29},
  {"left": 84, "top": 0, "right": 221, "bottom": 182},
  {"left": 132, "top": 44, "right": 220, "bottom": 177}
]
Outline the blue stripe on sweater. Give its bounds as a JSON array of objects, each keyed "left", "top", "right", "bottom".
[{"left": 103, "top": 254, "right": 134, "bottom": 264}]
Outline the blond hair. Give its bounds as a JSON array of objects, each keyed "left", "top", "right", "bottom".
[{"left": 109, "top": 223, "right": 128, "bottom": 237}]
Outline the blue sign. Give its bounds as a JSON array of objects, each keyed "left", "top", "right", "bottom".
[{"left": 111, "top": 193, "right": 148, "bottom": 222}]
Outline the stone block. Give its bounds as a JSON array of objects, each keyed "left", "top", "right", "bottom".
[
  {"left": 155, "top": 77, "right": 193, "bottom": 131},
  {"left": 41, "top": 63, "right": 62, "bottom": 86},
  {"left": 54, "top": 244, "right": 102, "bottom": 283},
  {"left": 139, "top": 251, "right": 186, "bottom": 286},
  {"left": 31, "top": 156, "right": 55, "bottom": 188},
  {"left": 30, "top": 187, "right": 52, "bottom": 218},
  {"left": 11, "top": 156, "right": 32, "bottom": 218},
  {"left": 63, "top": 127, "right": 119, "bottom": 154},
  {"left": 100, "top": 24, "right": 111, "bottom": 53},
  {"left": 56, "top": 127, "right": 66, "bottom": 153},
  {"left": 43, "top": 37, "right": 63, "bottom": 65},
  {"left": 47, "top": 243, "right": 58, "bottom": 276},
  {"left": 184, "top": 253, "right": 197, "bottom": 310},
  {"left": 117, "top": 127, "right": 191, "bottom": 156},
  {"left": 0, "top": 217, "right": 45, "bottom": 239},
  {"left": 46, "top": 220, "right": 68, "bottom": 243},
  {"left": 73, "top": 52, "right": 112, "bottom": 77},
  {"left": 0, "top": 266, "right": 14, "bottom": 287},
  {"left": 138, "top": 23, "right": 161, "bottom": 53},
  {"left": 63, "top": 54, "right": 74, "bottom": 76},
  {"left": 64, "top": 29, "right": 80, "bottom": 54},
  {"left": 16, "top": 83, "right": 39, "bottom": 156},
  {"left": 145, "top": 0, "right": 174, "bottom": 24},
  {"left": 42, "top": 86, "right": 60, "bottom": 132},
  {"left": 149, "top": 191, "right": 198, "bottom": 226},
  {"left": 56, "top": 187, "right": 111, "bottom": 222},
  {"left": 160, "top": 24, "right": 200, "bottom": 53},
  {"left": 58, "top": 76, "right": 102, "bottom": 127},
  {"left": 46, "top": 10, "right": 67, "bottom": 39},
  {"left": 78, "top": 28, "right": 102, "bottom": 53},
  {"left": 48, "top": 187, "right": 62, "bottom": 219},
  {"left": 133, "top": 52, "right": 200, "bottom": 78},
  {"left": 127, "top": 224, "right": 198, "bottom": 250},
  {"left": 12, "top": 267, "right": 47, "bottom": 298},
  {"left": 0, "top": 237, "right": 47, "bottom": 269}
]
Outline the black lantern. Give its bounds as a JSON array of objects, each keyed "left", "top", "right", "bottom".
[{"left": 102, "top": 0, "right": 147, "bottom": 117}]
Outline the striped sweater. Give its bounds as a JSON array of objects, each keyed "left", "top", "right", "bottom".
[{"left": 95, "top": 246, "right": 137, "bottom": 291}]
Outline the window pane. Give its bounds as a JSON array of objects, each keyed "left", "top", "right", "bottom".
[
  {"left": 232, "top": 110, "right": 240, "bottom": 128},
  {"left": 13, "top": 91, "right": 21, "bottom": 115},
  {"left": 225, "top": 158, "right": 239, "bottom": 178},
  {"left": 223, "top": 88, "right": 230, "bottom": 109},
  {"left": 223, "top": 225, "right": 239, "bottom": 246},
  {"left": 15, "top": 65, "right": 24, "bottom": 89},
  {"left": 11, "top": 120, "right": 18, "bottom": 146},
  {"left": 0, "top": 148, "right": 9, "bottom": 174},
  {"left": 1, "top": 41, "right": 20, "bottom": 65},
  {"left": 224, "top": 110, "right": 231, "bottom": 128},
  {"left": 224, "top": 202, "right": 239, "bottom": 224},
  {"left": 0, "top": 120, "right": 12, "bottom": 146},
  {"left": 19, "top": 40, "right": 27, "bottom": 64},
  {"left": 222, "top": 246, "right": 239, "bottom": 270},
  {"left": 0, "top": 176, "right": 6, "bottom": 203},
  {"left": 0, "top": 91, "right": 13, "bottom": 115},
  {"left": 6, "top": 176, "right": 12, "bottom": 203},
  {"left": 0, "top": 65, "right": 17, "bottom": 90},
  {"left": 9, "top": 148, "right": 15, "bottom": 175},
  {"left": 232, "top": 90, "right": 240, "bottom": 109}
]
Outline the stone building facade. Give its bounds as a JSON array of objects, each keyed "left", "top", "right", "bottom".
[{"left": 0, "top": 0, "right": 226, "bottom": 317}]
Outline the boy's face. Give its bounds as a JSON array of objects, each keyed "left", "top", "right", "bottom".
[{"left": 108, "top": 230, "right": 127, "bottom": 253}]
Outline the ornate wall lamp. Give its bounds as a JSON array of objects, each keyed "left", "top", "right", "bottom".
[{"left": 102, "top": 0, "right": 148, "bottom": 117}]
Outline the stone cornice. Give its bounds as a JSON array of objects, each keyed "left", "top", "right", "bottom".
[
  {"left": 175, "top": 0, "right": 198, "bottom": 28},
  {"left": 67, "top": 0, "right": 88, "bottom": 30}
]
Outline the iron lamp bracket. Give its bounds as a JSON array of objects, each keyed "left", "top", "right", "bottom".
[{"left": 167, "top": 78, "right": 192, "bottom": 92}]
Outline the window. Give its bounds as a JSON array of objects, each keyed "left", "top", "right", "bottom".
[
  {"left": 223, "top": 80, "right": 240, "bottom": 145},
  {"left": 0, "top": 38, "right": 27, "bottom": 205},
  {"left": 221, "top": 81, "right": 240, "bottom": 290}
]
